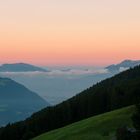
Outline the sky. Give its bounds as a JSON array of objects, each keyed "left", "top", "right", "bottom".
[{"left": 0, "top": 0, "right": 140, "bottom": 66}]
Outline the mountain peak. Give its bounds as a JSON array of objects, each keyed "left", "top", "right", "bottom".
[
  {"left": 0, "top": 63, "right": 48, "bottom": 72},
  {"left": 121, "top": 59, "right": 132, "bottom": 63},
  {"left": 120, "top": 59, "right": 140, "bottom": 65},
  {"left": 106, "top": 59, "right": 140, "bottom": 73}
]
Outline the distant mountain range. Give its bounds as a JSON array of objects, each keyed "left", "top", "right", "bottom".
[
  {"left": 0, "top": 63, "right": 48, "bottom": 72},
  {"left": 106, "top": 60, "right": 140, "bottom": 73},
  {"left": 0, "top": 77, "right": 49, "bottom": 126}
]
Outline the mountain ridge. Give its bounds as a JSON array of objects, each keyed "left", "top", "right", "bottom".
[
  {"left": 0, "top": 63, "right": 48, "bottom": 72},
  {"left": 106, "top": 59, "right": 140, "bottom": 73},
  {"left": 0, "top": 77, "right": 49, "bottom": 126}
]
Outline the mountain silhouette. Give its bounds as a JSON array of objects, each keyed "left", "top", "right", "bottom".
[
  {"left": 106, "top": 59, "right": 140, "bottom": 73},
  {"left": 0, "top": 77, "right": 49, "bottom": 126},
  {"left": 0, "top": 63, "right": 48, "bottom": 72}
]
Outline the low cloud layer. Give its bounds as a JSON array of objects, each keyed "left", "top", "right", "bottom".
[{"left": 0, "top": 68, "right": 108, "bottom": 78}]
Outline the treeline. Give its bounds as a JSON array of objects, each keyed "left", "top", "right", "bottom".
[
  {"left": 116, "top": 104, "right": 140, "bottom": 140},
  {"left": 0, "top": 66, "right": 140, "bottom": 140}
]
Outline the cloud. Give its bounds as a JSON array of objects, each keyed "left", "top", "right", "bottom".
[
  {"left": 119, "top": 67, "right": 129, "bottom": 72},
  {"left": 0, "top": 68, "right": 108, "bottom": 79}
]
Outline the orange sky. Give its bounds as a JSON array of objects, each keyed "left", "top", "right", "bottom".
[{"left": 0, "top": 0, "right": 140, "bottom": 66}]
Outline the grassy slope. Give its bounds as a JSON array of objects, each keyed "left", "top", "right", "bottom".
[{"left": 33, "top": 106, "right": 134, "bottom": 140}]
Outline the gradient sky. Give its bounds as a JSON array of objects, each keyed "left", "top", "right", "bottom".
[{"left": 0, "top": 0, "right": 140, "bottom": 66}]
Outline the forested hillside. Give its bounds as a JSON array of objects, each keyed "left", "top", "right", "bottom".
[
  {"left": 33, "top": 106, "right": 134, "bottom": 140},
  {"left": 0, "top": 66, "right": 140, "bottom": 140}
]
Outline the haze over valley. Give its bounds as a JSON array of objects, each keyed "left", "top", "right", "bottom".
[{"left": 0, "top": 60, "right": 139, "bottom": 105}]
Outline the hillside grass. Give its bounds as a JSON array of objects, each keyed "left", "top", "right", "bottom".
[{"left": 33, "top": 106, "right": 135, "bottom": 140}]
